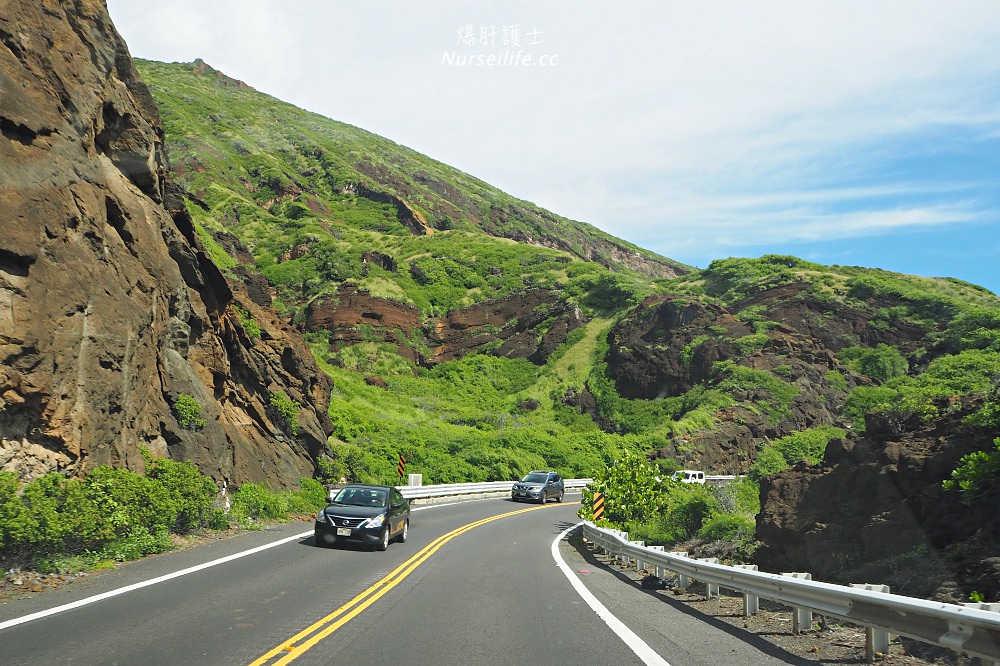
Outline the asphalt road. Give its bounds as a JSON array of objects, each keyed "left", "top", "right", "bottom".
[{"left": 0, "top": 495, "right": 806, "bottom": 665}]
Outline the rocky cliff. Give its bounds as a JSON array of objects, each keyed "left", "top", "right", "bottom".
[
  {"left": 756, "top": 397, "right": 999, "bottom": 601},
  {"left": 602, "top": 283, "right": 936, "bottom": 472},
  {"left": 303, "top": 284, "right": 586, "bottom": 366},
  {"left": 0, "top": 0, "right": 332, "bottom": 488}
]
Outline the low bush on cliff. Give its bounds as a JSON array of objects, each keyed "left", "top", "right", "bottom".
[
  {"left": 748, "top": 425, "right": 846, "bottom": 479},
  {"left": 844, "top": 349, "right": 1000, "bottom": 429},
  {"left": 839, "top": 344, "right": 908, "bottom": 382},
  {"left": 269, "top": 391, "right": 301, "bottom": 436},
  {"left": 942, "top": 437, "right": 1000, "bottom": 504},
  {"left": 173, "top": 393, "right": 207, "bottom": 430}
]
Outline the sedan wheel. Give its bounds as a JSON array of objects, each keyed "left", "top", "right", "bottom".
[
  {"left": 377, "top": 527, "right": 390, "bottom": 551},
  {"left": 556, "top": 489, "right": 564, "bottom": 503},
  {"left": 538, "top": 492, "right": 546, "bottom": 504},
  {"left": 397, "top": 520, "right": 409, "bottom": 543}
]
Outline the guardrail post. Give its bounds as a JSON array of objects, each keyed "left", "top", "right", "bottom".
[
  {"left": 649, "top": 545, "right": 666, "bottom": 578},
  {"left": 697, "top": 558, "right": 720, "bottom": 598},
  {"left": 782, "top": 572, "right": 813, "bottom": 633},
  {"left": 614, "top": 531, "right": 629, "bottom": 566},
  {"left": 670, "top": 552, "right": 689, "bottom": 591},
  {"left": 960, "top": 604, "right": 1000, "bottom": 666},
  {"left": 851, "top": 584, "right": 891, "bottom": 662},
  {"left": 733, "top": 564, "right": 759, "bottom": 615},
  {"left": 631, "top": 541, "right": 646, "bottom": 571}
]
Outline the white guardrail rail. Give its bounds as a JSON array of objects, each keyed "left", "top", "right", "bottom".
[
  {"left": 584, "top": 522, "right": 1000, "bottom": 664},
  {"left": 397, "top": 478, "right": 592, "bottom": 500}
]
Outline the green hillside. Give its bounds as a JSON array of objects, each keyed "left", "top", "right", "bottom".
[
  {"left": 137, "top": 59, "right": 685, "bottom": 318},
  {"left": 137, "top": 60, "right": 1000, "bottom": 489}
]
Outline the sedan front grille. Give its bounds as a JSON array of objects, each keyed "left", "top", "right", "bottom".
[{"left": 326, "top": 515, "right": 367, "bottom": 528}]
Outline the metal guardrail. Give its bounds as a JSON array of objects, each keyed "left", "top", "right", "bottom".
[
  {"left": 584, "top": 522, "right": 1000, "bottom": 663},
  {"left": 397, "top": 478, "right": 592, "bottom": 500},
  {"left": 704, "top": 475, "right": 736, "bottom": 487}
]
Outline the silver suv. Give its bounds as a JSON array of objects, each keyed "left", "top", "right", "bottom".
[{"left": 511, "top": 470, "right": 564, "bottom": 504}]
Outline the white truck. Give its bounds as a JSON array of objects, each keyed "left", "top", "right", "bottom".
[{"left": 672, "top": 469, "right": 706, "bottom": 484}]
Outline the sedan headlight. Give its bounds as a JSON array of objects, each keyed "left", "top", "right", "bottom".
[
  {"left": 315, "top": 512, "right": 328, "bottom": 524},
  {"left": 366, "top": 514, "right": 385, "bottom": 529}
]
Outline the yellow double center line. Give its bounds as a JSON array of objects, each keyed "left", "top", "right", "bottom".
[{"left": 249, "top": 502, "right": 577, "bottom": 666}]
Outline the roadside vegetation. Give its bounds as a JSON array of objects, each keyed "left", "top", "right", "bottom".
[
  {"left": 578, "top": 449, "right": 760, "bottom": 561},
  {"left": 0, "top": 450, "right": 328, "bottom": 574}
]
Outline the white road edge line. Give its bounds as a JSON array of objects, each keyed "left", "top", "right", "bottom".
[
  {"left": 0, "top": 529, "right": 312, "bottom": 632},
  {"left": 0, "top": 500, "right": 445, "bottom": 632},
  {"left": 552, "top": 522, "right": 671, "bottom": 666}
]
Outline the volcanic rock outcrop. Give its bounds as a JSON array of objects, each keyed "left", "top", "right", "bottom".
[
  {"left": 0, "top": 0, "right": 332, "bottom": 487},
  {"left": 303, "top": 284, "right": 586, "bottom": 366},
  {"left": 602, "top": 284, "right": 938, "bottom": 472},
  {"left": 755, "top": 397, "right": 1000, "bottom": 600}
]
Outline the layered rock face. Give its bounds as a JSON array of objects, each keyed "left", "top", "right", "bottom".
[
  {"left": 0, "top": 0, "right": 332, "bottom": 487},
  {"left": 304, "top": 284, "right": 585, "bottom": 366},
  {"left": 755, "top": 398, "right": 999, "bottom": 600}
]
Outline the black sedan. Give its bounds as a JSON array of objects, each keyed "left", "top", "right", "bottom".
[{"left": 314, "top": 484, "right": 410, "bottom": 551}]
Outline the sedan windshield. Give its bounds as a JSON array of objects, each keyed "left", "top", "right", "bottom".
[
  {"left": 333, "top": 487, "right": 388, "bottom": 507},
  {"left": 521, "top": 473, "right": 548, "bottom": 483}
]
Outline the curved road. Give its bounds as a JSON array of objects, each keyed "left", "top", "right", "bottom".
[{"left": 0, "top": 495, "right": 805, "bottom": 665}]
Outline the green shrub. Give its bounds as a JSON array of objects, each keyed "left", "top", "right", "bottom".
[
  {"left": 733, "top": 476, "right": 761, "bottom": 514},
  {"left": 173, "top": 394, "right": 207, "bottom": 430},
  {"left": 1, "top": 456, "right": 225, "bottom": 565},
  {"left": 942, "top": 437, "right": 1000, "bottom": 504},
  {"left": 203, "top": 508, "right": 230, "bottom": 531},
  {"left": 966, "top": 402, "right": 1000, "bottom": 428},
  {"left": 680, "top": 335, "right": 710, "bottom": 365},
  {"left": 734, "top": 332, "right": 769, "bottom": 355},
  {"left": 748, "top": 446, "right": 789, "bottom": 480},
  {"left": 824, "top": 369, "right": 848, "bottom": 392},
  {"left": 83, "top": 466, "right": 172, "bottom": 538},
  {"left": 665, "top": 485, "right": 721, "bottom": 540},
  {"left": 269, "top": 391, "right": 301, "bottom": 436},
  {"left": 235, "top": 306, "right": 262, "bottom": 340},
  {"left": 714, "top": 362, "right": 798, "bottom": 424},
  {"left": 145, "top": 457, "right": 219, "bottom": 532},
  {"left": 579, "top": 448, "right": 664, "bottom": 524},
  {"left": 698, "top": 513, "right": 755, "bottom": 541},
  {"left": 772, "top": 425, "right": 844, "bottom": 466},
  {"left": 654, "top": 458, "right": 683, "bottom": 476},
  {"left": 944, "top": 307, "right": 1000, "bottom": 352},
  {"left": 290, "top": 477, "right": 328, "bottom": 513},
  {"left": 230, "top": 482, "right": 286, "bottom": 524},
  {"left": 99, "top": 526, "right": 173, "bottom": 562},
  {"left": 844, "top": 386, "right": 900, "bottom": 428},
  {"left": 839, "top": 344, "right": 908, "bottom": 382}
]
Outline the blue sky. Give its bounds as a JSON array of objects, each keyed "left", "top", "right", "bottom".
[{"left": 107, "top": 1, "right": 1000, "bottom": 295}]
